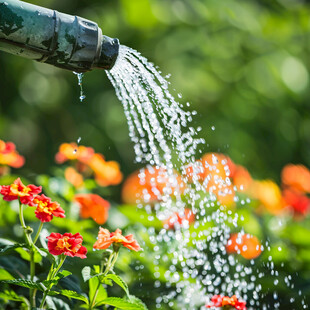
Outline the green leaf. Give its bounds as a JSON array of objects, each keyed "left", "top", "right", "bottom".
[
  {"left": 0, "top": 269, "right": 14, "bottom": 280},
  {"left": 49, "top": 289, "right": 88, "bottom": 304},
  {"left": 95, "top": 297, "right": 147, "bottom": 309},
  {"left": 0, "top": 240, "right": 25, "bottom": 256},
  {"left": 128, "top": 295, "right": 148, "bottom": 310},
  {"left": 45, "top": 296, "right": 71, "bottom": 310},
  {"left": 81, "top": 266, "right": 91, "bottom": 282},
  {"left": 34, "top": 245, "right": 48, "bottom": 258},
  {"left": 43, "top": 270, "right": 72, "bottom": 287},
  {"left": 89, "top": 277, "right": 107, "bottom": 304},
  {"left": 104, "top": 274, "right": 130, "bottom": 297},
  {"left": 15, "top": 247, "right": 42, "bottom": 263},
  {"left": 0, "top": 289, "right": 27, "bottom": 303},
  {"left": 1, "top": 279, "right": 46, "bottom": 291}
]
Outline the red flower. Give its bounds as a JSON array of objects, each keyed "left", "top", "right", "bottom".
[
  {"left": 0, "top": 178, "right": 42, "bottom": 206},
  {"left": 206, "top": 295, "right": 246, "bottom": 310},
  {"left": 47, "top": 232, "right": 87, "bottom": 258},
  {"left": 206, "top": 295, "right": 222, "bottom": 307},
  {"left": 283, "top": 189, "right": 310, "bottom": 216},
  {"left": 32, "top": 194, "right": 65, "bottom": 222},
  {"left": 93, "top": 228, "right": 141, "bottom": 252},
  {"left": 74, "top": 193, "right": 110, "bottom": 224}
]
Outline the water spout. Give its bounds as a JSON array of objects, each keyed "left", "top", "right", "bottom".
[{"left": 0, "top": 0, "right": 119, "bottom": 72}]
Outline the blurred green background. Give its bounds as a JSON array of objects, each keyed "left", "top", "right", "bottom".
[{"left": 1, "top": 0, "right": 310, "bottom": 186}]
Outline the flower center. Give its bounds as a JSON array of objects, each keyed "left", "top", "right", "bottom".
[
  {"left": 56, "top": 237, "right": 71, "bottom": 251},
  {"left": 10, "top": 184, "right": 31, "bottom": 197},
  {"left": 34, "top": 200, "right": 53, "bottom": 214}
]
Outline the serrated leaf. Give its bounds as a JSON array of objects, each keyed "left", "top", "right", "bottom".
[
  {"left": 1, "top": 279, "right": 46, "bottom": 291},
  {"left": 82, "top": 266, "right": 91, "bottom": 282},
  {"left": 95, "top": 297, "right": 147, "bottom": 309},
  {"left": 50, "top": 289, "right": 88, "bottom": 304},
  {"left": 104, "top": 274, "right": 129, "bottom": 297}
]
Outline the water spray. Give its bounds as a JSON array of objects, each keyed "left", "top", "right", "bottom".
[{"left": 0, "top": 0, "right": 119, "bottom": 72}]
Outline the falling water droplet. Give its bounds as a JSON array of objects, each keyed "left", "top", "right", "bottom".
[{"left": 73, "top": 72, "right": 86, "bottom": 102}]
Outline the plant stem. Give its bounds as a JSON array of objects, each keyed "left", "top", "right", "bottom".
[
  {"left": 18, "top": 201, "right": 32, "bottom": 246},
  {"left": 89, "top": 249, "right": 120, "bottom": 309},
  {"left": 29, "top": 248, "right": 36, "bottom": 307},
  {"left": 33, "top": 222, "right": 43, "bottom": 245},
  {"left": 19, "top": 201, "right": 36, "bottom": 307},
  {"left": 40, "top": 255, "right": 66, "bottom": 309}
]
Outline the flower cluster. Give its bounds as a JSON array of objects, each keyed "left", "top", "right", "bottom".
[
  {"left": 0, "top": 178, "right": 64, "bottom": 222},
  {"left": 0, "top": 177, "right": 42, "bottom": 206},
  {"left": 55, "top": 142, "right": 123, "bottom": 188},
  {"left": 185, "top": 153, "right": 310, "bottom": 216},
  {"left": 206, "top": 295, "right": 246, "bottom": 310},
  {"left": 0, "top": 140, "right": 25, "bottom": 169}
]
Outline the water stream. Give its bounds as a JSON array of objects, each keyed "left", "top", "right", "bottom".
[{"left": 105, "top": 45, "right": 307, "bottom": 309}]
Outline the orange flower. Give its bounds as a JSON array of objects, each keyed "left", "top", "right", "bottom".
[
  {"left": 87, "top": 153, "right": 123, "bottom": 187},
  {"left": 93, "top": 228, "right": 141, "bottom": 252},
  {"left": 186, "top": 153, "right": 236, "bottom": 207},
  {"left": 232, "top": 165, "right": 252, "bottom": 192},
  {"left": 33, "top": 194, "right": 65, "bottom": 222},
  {"left": 0, "top": 177, "right": 42, "bottom": 206},
  {"left": 64, "top": 167, "right": 84, "bottom": 188},
  {"left": 55, "top": 143, "right": 94, "bottom": 164},
  {"left": 163, "top": 208, "right": 195, "bottom": 229},
  {"left": 122, "top": 166, "right": 185, "bottom": 204},
  {"left": 281, "top": 164, "right": 310, "bottom": 194},
  {"left": 226, "top": 233, "right": 262, "bottom": 260},
  {"left": 74, "top": 194, "right": 110, "bottom": 224},
  {"left": 47, "top": 232, "right": 87, "bottom": 258},
  {"left": 250, "top": 180, "right": 285, "bottom": 215},
  {"left": 186, "top": 153, "right": 233, "bottom": 183},
  {"left": 0, "top": 140, "right": 25, "bottom": 168}
]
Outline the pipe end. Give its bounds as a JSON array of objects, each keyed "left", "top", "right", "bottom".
[{"left": 97, "top": 35, "right": 119, "bottom": 70}]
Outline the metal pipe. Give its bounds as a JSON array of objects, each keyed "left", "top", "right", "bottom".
[{"left": 0, "top": 0, "right": 119, "bottom": 72}]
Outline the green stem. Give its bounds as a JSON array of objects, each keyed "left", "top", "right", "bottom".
[
  {"left": 29, "top": 248, "right": 36, "bottom": 307},
  {"left": 89, "top": 249, "right": 119, "bottom": 309},
  {"left": 40, "top": 255, "right": 66, "bottom": 309},
  {"left": 19, "top": 201, "right": 36, "bottom": 307},
  {"left": 18, "top": 202, "right": 32, "bottom": 246},
  {"left": 33, "top": 222, "right": 43, "bottom": 245}
]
